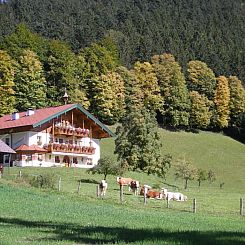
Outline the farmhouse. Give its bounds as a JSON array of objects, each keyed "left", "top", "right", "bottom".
[{"left": 0, "top": 104, "right": 114, "bottom": 168}]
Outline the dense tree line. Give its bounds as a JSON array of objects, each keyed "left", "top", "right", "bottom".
[
  {"left": 0, "top": 24, "right": 245, "bottom": 134},
  {"left": 0, "top": 0, "right": 245, "bottom": 85}
]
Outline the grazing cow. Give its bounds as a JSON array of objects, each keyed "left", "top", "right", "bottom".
[
  {"left": 130, "top": 180, "right": 140, "bottom": 195},
  {"left": 99, "top": 180, "right": 108, "bottom": 197},
  {"left": 116, "top": 176, "right": 133, "bottom": 186},
  {"left": 162, "top": 188, "right": 187, "bottom": 201}
]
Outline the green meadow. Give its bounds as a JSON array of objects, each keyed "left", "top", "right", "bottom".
[{"left": 0, "top": 129, "right": 245, "bottom": 244}]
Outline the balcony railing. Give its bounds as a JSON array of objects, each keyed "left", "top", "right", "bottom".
[
  {"left": 43, "top": 143, "right": 95, "bottom": 155},
  {"left": 53, "top": 125, "right": 90, "bottom": 138}
]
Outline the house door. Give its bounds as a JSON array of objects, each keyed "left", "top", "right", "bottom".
[{"left": 63, "top": 155, "right": 70, "bottom": 167}]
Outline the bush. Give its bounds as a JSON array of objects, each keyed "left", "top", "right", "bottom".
[{"left": 30, "top": 173, "right": 56, "bottom": 189}]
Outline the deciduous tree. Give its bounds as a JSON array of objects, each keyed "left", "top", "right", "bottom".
[
  {"left": 14, "top": 49, "right": 47, "bottom": 111},
  {"left": 90, "top": 71, "right": 125, "bottom": 124},
  {"left": 153, "top": 53, "right": 190, "bottom": 128},
  {"left": 131, "top": 61, "right": 162, "bottom": 111},
  {"left": 189, "top": 91, "right": 212, "bottom": 129},
  {"left": 0, "top": 50, "right": 15, "bottom": 116},
  {"left": 174, "top": 158, "right": 197, "bottom": 189},
  {"left": 213, "top": 76, "right": 230, "bottom": 128},
  {"left": 87, "top": 156, "right": 120, "bottom": 180},
  {"left": 187, "top": 60, "right": 216, "bottom": 99},
  {"left": 228, "top": 76, "right": 245, "bottom": 126}
]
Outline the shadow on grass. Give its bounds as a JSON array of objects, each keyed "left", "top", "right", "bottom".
[
  {"left": 78, "top": 178, "right": 100, "bottom": 184},
  {"left": 0, "top": 216, "right": 244, "bottom": 244}
]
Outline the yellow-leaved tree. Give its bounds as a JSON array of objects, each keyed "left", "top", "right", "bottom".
[{"left": 214, "top": 76, "right": 230, "bottom": 128}]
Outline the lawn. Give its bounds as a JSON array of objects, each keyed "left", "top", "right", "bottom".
[{"left": 0, "top": 128, "right": 245, "bottom": 244}]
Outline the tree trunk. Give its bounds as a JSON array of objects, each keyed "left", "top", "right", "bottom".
[
  {"left": 198, "top": 180, "right": 201, "bottom": 187},
  {"left": 184, "top": 179, "right": 188, "bottom": 189}
]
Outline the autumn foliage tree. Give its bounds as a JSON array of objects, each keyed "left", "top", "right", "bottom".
[
  {"left": 213, "top": 76, "right": 230, "bottom": 128},
  {"left": 0, "top": 49, "right": 16, "bottom": 116},
  {"left": 131, "top": 61, "right": 162, "bottom": 111},
  {"left": 228, "top": 76, "right": 245, "bottom": 126},
  {"left": 189, "top": 91, "right": 212, "bottom": 129},
  {"left": 187, "top": 60, "right": 216, "bottom": 100},
  {"left": 14, "top": 49, "right": 47, "bottom": 111},
  {"left": 90, "top": 71, "right": 126, "bottom": 124},
  {"left": 153, "top": 53, "right": 190, "bottom": 127}
]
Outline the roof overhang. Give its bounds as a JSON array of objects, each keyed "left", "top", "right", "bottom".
[{"left": 32, "top": 104, "right": 115, "bottom": 138}]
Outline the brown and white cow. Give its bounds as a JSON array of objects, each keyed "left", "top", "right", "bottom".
[
  {"left": 129, "top": 180, "right": 140, "bottom": 195},
  {"left": 140, "top": 185, "right": 165, "bottom": 199},
  {"left": 99, "top": 180, "right": 108, "bottom": 197},
  {"left": 116, "top": 176, "right": 133, "bottom": 186}
]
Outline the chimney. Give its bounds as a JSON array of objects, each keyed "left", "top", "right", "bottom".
[
  {"left": 26, "top": 108, "right": 35, "bottom": 116},
  {"left": 12, "top": 112, "right": 19, "bottom": 120}
]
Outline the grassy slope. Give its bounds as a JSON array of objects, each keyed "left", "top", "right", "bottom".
[
  {"left": 0, "top": 129, "right": 245, "bottom": 244},
  {"left": 102, "top": 128, "right": 245, "bottom": 190}
]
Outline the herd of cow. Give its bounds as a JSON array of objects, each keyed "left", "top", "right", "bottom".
[{"left": 98, "top": 176, "right": 187, "bottom": 202}]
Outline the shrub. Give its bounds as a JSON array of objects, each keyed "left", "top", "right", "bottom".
[{"left": 30, "top": 173, "right": 56, "bottom": 189}]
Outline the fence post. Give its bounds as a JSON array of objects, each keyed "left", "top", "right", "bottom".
[
  {"left": 167, "top": 198, "right": 170, "bottom": 208},
  {"left": 193, "top": 198, "right": 196, "bottom": 213},
  {"left": 97, "top": 185, "right": 100, "bottom": 197},
  {"left": 19, "top": 170, "right": 22, "bottom": 178},
  {"left": 144, "top": 186, "right": 147, "bottom": 205},
  {"left": 240, "top": 198, "right": 244, "bottom": 216},
  {"left": 58, "top": 177, "right": 61, "bottom": 192},
  {"left": 120, "top": 185, "right": 123, "bottom": 203},
  {"left": 77, "top": 180, "right": 81, "bottom": 194}
]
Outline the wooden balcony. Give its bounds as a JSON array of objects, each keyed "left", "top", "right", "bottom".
[
  {"left": 53, "top": 126, "right": 90, "bottom": 138},
  {"left": 43, "top": 143, "right": 95, "bottom": 155}
]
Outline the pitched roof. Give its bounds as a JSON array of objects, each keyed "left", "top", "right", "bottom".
[
  {"left": 0, "top": 104, "right": 115, "bottom": 137},
  {"left": 0, "top": 140, "right": 16, "bottom": 154},
  {"left": 0, "top": 104, "right": 75, "bottom": 131},
  {"left": 15, "top": 144, "right": 47, "bottom": 153}
]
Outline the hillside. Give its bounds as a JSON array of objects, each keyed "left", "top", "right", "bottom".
[
  {"left": 101, "top": 128, "right": 245, "bottom": 190},
  {"left": 0, "top": 0, "right": 245, "bottom": 83}
]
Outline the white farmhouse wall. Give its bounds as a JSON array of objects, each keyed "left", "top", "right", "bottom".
[{"left": 28, "top": 131, "right": 50, "bottom": 147}]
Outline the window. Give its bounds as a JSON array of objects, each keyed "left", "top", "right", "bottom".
[
  {"left": 4, "top": 154, "right": 9, "bottom": 164},
  {"left": 59, "top": 138, "right": 63, "bottom": 144},
  {"left": 87, "top": 158, "right": 92, "bottom": 165},
  {"left": 55, "top": 156, "right": 60, "bottom": 163},
  {"left": 26, "top": 155, "right": 32, "bottom": 161},
  {"left": 38, "top": 154, "right": 43, "bottom": 161},
  {"left": 5, "top": 138, "right": 10, "bottom": 146},
  {"left": 37, "top": 136, "right": 42, "bottom": 145}
]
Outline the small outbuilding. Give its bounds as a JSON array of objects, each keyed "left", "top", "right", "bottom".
[{"left": 0, "top": 139, "right": 16, "bottom": 170}]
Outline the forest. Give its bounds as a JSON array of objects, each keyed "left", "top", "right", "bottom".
[
  {"left": 0, "top": 0, "right": 245, "bottom": 141},
  {"left": 0, "top": 0, "right": 245, "bottom": 83}
]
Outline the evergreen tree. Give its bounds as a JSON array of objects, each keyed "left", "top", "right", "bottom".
[
  {"left": 228, "top": 76, "right": 245, "bottom": 126},
  {"left": 0, "top": 50, "right": 15, "bottom": 116},
  {"left": 153, "top": 54, "right": 190, "bottom": 127},
  {"left": 213, "top": 76, "right": 230, "bottom": 128},
  {"left": 189, "top": 91, "right": 212, "bottom": 129},
  {"left": 14, "top": 49, "right": 47, "bottom": 111}
]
